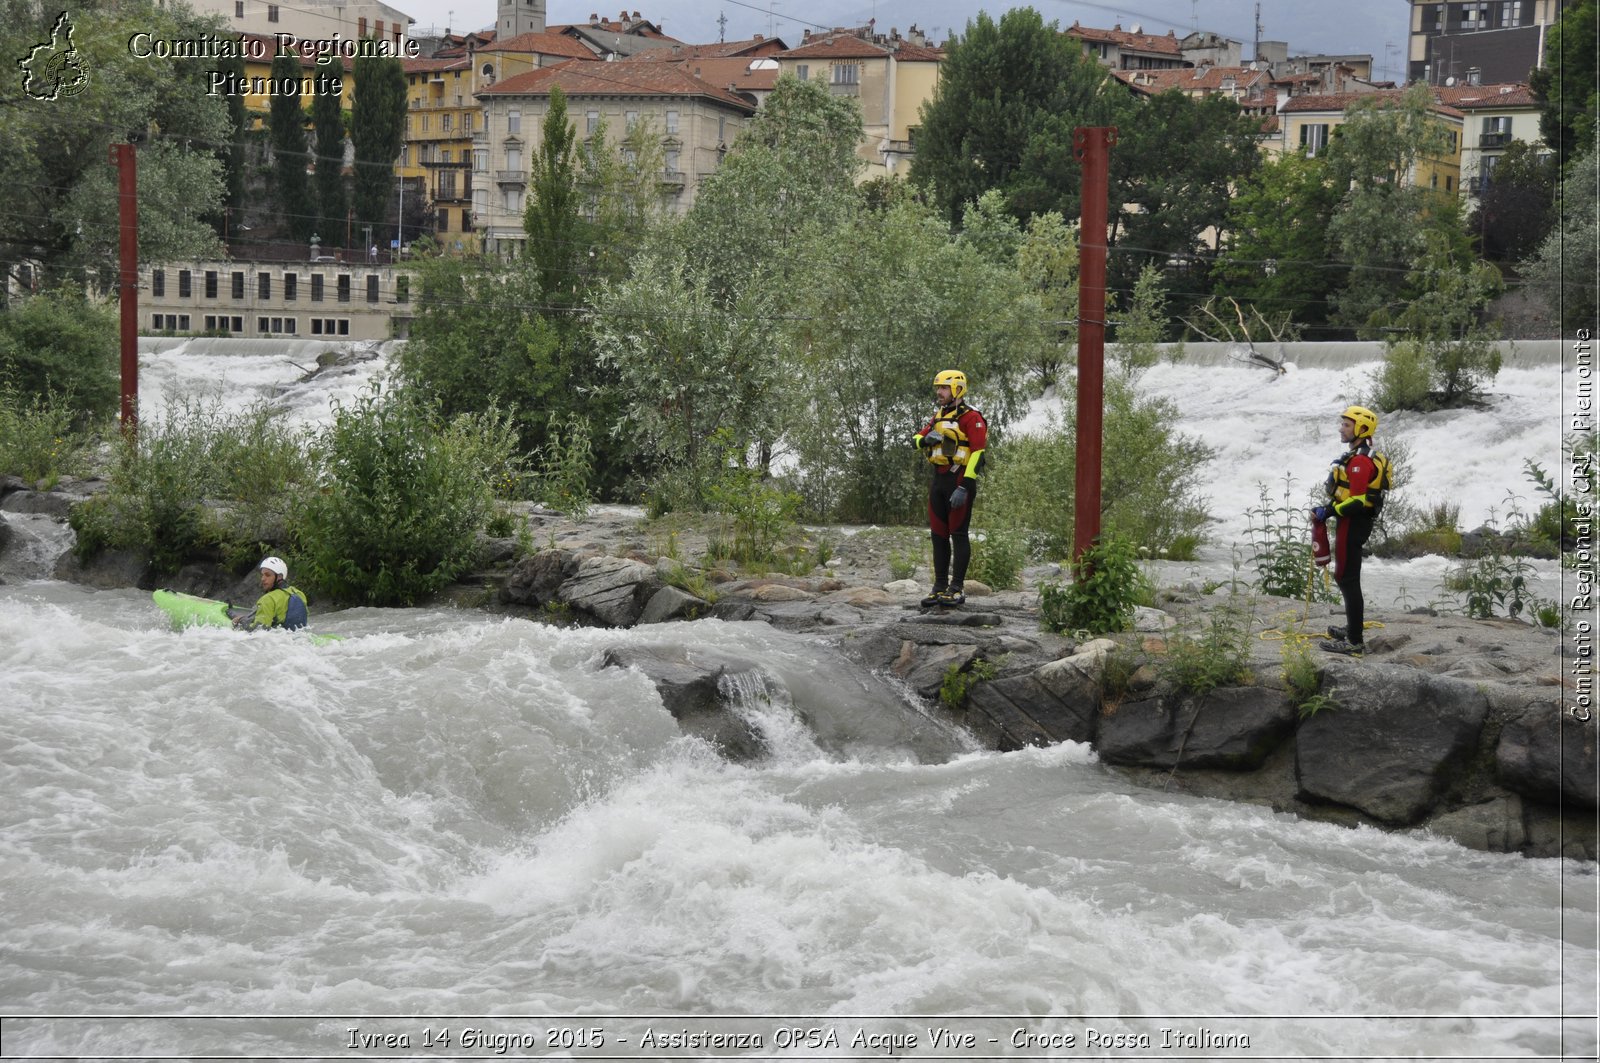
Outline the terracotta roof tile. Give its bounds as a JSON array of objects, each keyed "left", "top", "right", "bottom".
[
  {"left": 677, "top": 56, "right": 781, "bottom": 92},
  {"left": 779, "top": 34, "right": 891, "bottom": 59},
  {"left": 479, "top": 31, "right": 598, "bottom": 59},
  {"left": 1434, "top": 83, "right": 1537, "bottom": 108},
  {"left": 478, "top": 59, "right": 757, "bottom": 111},
  {"left": 403, "top": 57, "right": 470, "bottom": 74},
  {"left": 620, "top": 37, "right": 787, "bottom": 60},
  {"left": 1281, "top": 90, "right": 1464, "bottom": 119},
  {"left": 1113, "top": 66, "right": 1268, "bottom": 93},
  {"left": 1063, "top": 22, "right": 1182, "bottom": 55}
]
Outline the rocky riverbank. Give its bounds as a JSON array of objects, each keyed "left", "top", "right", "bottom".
[{"left": 3, "top": 478, "right": 1593, "bottom": 861}]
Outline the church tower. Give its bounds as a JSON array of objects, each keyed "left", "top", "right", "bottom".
[{"left": 498, "top": 0, "right": 546, "bottom": 37}]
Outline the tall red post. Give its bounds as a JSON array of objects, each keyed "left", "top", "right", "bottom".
[
  {"left": 110, "top": 143, "right": 139, "bottom": 434},
  {"left": 1072, "top": 126, "right": 1116, "bottom": 566}
]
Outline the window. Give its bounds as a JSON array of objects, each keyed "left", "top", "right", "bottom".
[
  {"left": 268, "top": 5, "right": 279, "bottom": 22},
  {"left": 665, "top": 109, "right": 679, "bottom": 134},
  {"left": 1445, "top": 176, "right": 1453, "bottom": 191},
  {"left": 442, "top": 114, "right": 452, "bottom": 133},
  {"left": 338, "top": 320, "right": 349, "bottom": 336},
  {"left": 507, "top": 109, "right": 521, "bottom": 134},
  {"left": 178, "top": 314, "right": 190, "bottom": 330},
  {"left": 284, "top": 273, "right": 297, "bottom": 300},
  {"left": 1500, "top": 1, "right": 1524, "bottom": 25},
  {"left": 461, "top": 209, "right": 471, "bottom": 232},
  {"left": 436, "top": 208, "right": 449, "bottom": 232},
  {"left": 832, "top": 63, "right": 859, "bottom": 85},
  {"left": 1299, "top": 122, "right": 1329, "bottom": 155},
  {"left": 152, "top": 269, "right": 164, "bottom": 297},
  {"left": 718, "top": 115, "right": 726, "bottom": 143},
  {"left": 359, "top": 17, "right": 367, "bottom": 36},
  {"left": 231, "top": 316, "right": 242, "bottom": 332},
  {"left": 179, "top": 270, "right": 191, "bottom": 297},
  {"left": 586, "top": 110, "right": 599, "bottom": 134},
  {"left": 311, "top": 275, "right": 324, "bottom": 302},
  {"left": 396, "top": 275, "right": 410, "bottom": 302},
  {"left": 312, "top": 319, "right": 323, "bottom": 335},
  {"left": 283, "top": 318, "right": 295, "bottom": 334},
  {"left": 205, "top": 315, "right": 217, "bottom": 330},
  {"left": 205, "top": 271, "right": 218, "bottom": 298},
  {"left": 258, "top": 317, "right": 270, "bottom": 333},
  {"left": 152, "top": 313, "right": 165, "bottom": 330},
  {"left": 337, "top": 274, "right": 350, "bottom": 303},
  {"left": 464, "top": 112, "right": 473, "bottom": 133},
  {"left": 258, "top": 272, "right": 271, "bottom": 300},
  {"left": 1461, "top": 2, "right": 1487, "bottom": 27},
  {"left": 234, "top": 1, "right": 243, "bottom": 17},
  {"left": 625, "top": 110, "right": 639, "bottom": 130},
  {"left": 271, "top": 317, "right": 282, "bottom": 332},
  {"left": 421, "top": 114, "right": 429, "bottom": 132},
  {"left": 796, "top": 64, "right": 808, "bottom": 81},
  {"left": 664, "top": 148, "right": 680, "bottom": 174},
  {"left": 375, "top": 20, "right": 384, "bottom": 37},
  {"left": 230, "top": 271, "right": 244, "bottom": 299},
  {"left": 474, "top": 149, "right": 488, "bottom": 172},
  {"left": 506, "top": 147, "right": 521, "bottom": 171}
]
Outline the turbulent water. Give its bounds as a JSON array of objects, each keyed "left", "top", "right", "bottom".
[{"left": 1, "top": 340, "right": 1594, "bottom": 1059}]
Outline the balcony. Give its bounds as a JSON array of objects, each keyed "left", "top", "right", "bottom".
[
  {"left": 658, "top": 170, "right": 686, "bottom": 191},
  {"left": 495, "top": 170, "right": 526, "bottom": 186},
  {"left": 1479, "top": 131, "right": 1512, "bottom": 148},
  {"left": 828, "top": 81, "right": 859, "bottom": 96}
]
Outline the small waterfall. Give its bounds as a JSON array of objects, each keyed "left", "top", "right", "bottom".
[{"left": 0, "top": 511, "right": 76, "bottom": 583}]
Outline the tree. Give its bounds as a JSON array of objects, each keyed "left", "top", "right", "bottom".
[
  {"left": 0, "top": 0, "right": 227, "bottom": 299},
  {"left": 1213, "top": 150, "right": 1344, "bottom": 328},
  {"left": 1324, "top": 85, "right": 1468, "bottom": 332},
  {"left": 0, "top": 286, "right": 118, "bottom": 423},
  {"left": 1105, "top": 89, "right": 1262, "bottom": 306},
  {"left": 1015, "top": 210, "right": 1080, "bottom": 387},
  {"left": 522, "top": 85, "right": 581, "bottom": 304},
  {"left": 1520, "top": 132, "right": 1598, "bottom": 332},
  {"left": 1374, "top": 233, "right": 1503, "bottom": 410},
  {"left": 1473, "top": 140, "right": 1558, "bottom": 262},
  {"left": 1529, "top": 0, "right": 1597, "bottom": 165},
  {"left": 910, "top": 8, "right": 1111, "bottom": 225},
  {"left": 351, "top": 47, "right": 406, "bottom": 244},
  {"left": 312, "top": 55, "right": 348, "bottom": 245},
  {"left": 268, "top": 51, "right": 313, "bottom": 242},
  {"left": 211, "top": 49, "right": 250, "bottom": 241}
]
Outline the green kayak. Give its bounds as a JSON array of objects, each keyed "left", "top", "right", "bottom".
[{"left": 152, "top": 590, "right": 342, "bottom": 644}]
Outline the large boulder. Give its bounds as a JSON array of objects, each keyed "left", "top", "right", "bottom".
[
  {"left": 499, "top": 548, "right": 581, "bottom": 608},
  {"left": 558, "top": 555, "right": 664, "bottom": 627},
  {"left": 600, "top": 645, "right": 768, "bottom": 760},
  {"left": 1097, "top": 685, "right": 1296, "bottom": 770},
  {"left": 965, "top": 639, "right": 1115, "bottom": 749},
  {"left": 1295, "top": 663, "right": 1490, "bottom": 825},
  {"left": 890, "top": 640, "right": 980, "bottom": 701},
  {"left": 1496, "top": 703, "right": 1598, "bottom": 809}
]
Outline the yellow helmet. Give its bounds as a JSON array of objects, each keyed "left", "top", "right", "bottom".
[
  {"left": 1342, "top": 404, "right": 1378, "bottom": 439},
  {"left": 933, "top": 369, "right": 967, "bottom": 400}
]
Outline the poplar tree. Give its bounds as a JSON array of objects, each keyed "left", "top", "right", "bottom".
[
  {"left": 268, "top": 51, "right": 312, "bottom": 242},
  {"left": 351, "top": 47, "right": 407, "bottom": 243},
  {"left": 523, "top": 85, "right": 580, "bottom": 305},
  {"left": 312, "top": 55, "right": 348, "bottom": 245}
]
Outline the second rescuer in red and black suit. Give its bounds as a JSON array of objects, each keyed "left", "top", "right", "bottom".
[{"left": 913, "top": 369, "right": 987, "bottom": 608}]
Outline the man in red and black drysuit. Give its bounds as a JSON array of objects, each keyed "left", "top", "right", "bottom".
[
  {"left": 913, "top": 369, "right": 987, "bottom": 608},
  {"left": 1311, "top": 404, "right": 1390, "bottom": 656}
]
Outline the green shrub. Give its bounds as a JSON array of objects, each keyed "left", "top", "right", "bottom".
[
  {"left": 1281, "top": 638, "right": 1337, "bottom": 718},
  {"left": 1160, "top": 599, "right": 1255, "bottom": 698},
  {"left": 0, "top": 386, "right": 84, "bottom": 484},
  {"left": 705, "top": 470, "right": 802, "bottom": 568},
  {"left": 967, "top": 523, "right": 1026, "bottom": 590},
  {"left": 0, "top": 286, "right": 119, "bottom": 426},
  {"left": 69, "top": 399, "right": 309, "bottom": 572},
  {"left": 1247, "top": 478, "right": 1338, "bottom": 602},
  {"left": 1370, "top": 338, "right": 1433, "bottom": 412},
  {"left": 293, "top": 385, "right": 523, "bottom": 606},
  {"left": 1038, "top": 536, "right": 1149, "bottom": 634},
  {"left": 532, "top": 413, "right": 593, "bottom": 519},
  {"left": 939, "top": 656, "right": 999, "bottom": 709}
]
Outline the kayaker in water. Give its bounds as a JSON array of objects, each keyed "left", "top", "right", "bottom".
[{"left": 234, "top": 556, "right": 309, "bottom": 631}]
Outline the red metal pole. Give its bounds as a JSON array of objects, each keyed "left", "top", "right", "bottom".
[
  {"left": 1072, "top": 126, "right": 1116, "bottom": 566},
  {"left": 110, "top": 143, "right": 138, "bottom": 435}
]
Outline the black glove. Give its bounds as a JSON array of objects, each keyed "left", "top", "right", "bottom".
[
  {"left": 949, "top": 485, "right": 969, "bottom": 510},
  {"left": 1311, "top": 505, "right": 1330, "bottom": 523},
  {"left": 916, "top": 434, "right": 933, "bottom": 451}
]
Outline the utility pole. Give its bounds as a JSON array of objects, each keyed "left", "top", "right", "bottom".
[
  {"left": 109, "top": 142, "right": 138, "bottom": 435},
  {"left": 717, "top": 11, "right": 727, "bottom": 42},
  {"left": 1253, "top": 3, "right": 1263, "bottom": 63},
  {"left": 1072, "top": 126, "right": 1117, "bottom": 567}
]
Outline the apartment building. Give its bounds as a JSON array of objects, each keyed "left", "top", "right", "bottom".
[
  {"left": 180, "top": 0, "right": 413, "bottom": 52},
  {"left": 1279, "top": 91, "right": 1465, "bottom": 194},
  {"left": 1407, "top": 0, "right": 1571, "bottom": 84},
  {"left": 774, "top": 27, "right": 944, "bottom": 179},
  {"left": 1435, "top": 81, "right": 1544, "bottom": 194},
  {"left": 141, "top": 261, "right": 416, "bottom": 341},
  {"left": 473, "top": 61, "right": 757, "bottom": 254}
]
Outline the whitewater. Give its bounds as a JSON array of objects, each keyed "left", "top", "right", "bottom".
[{"left": 1, "top": 338, "right": 1593, "bottom": 1060}]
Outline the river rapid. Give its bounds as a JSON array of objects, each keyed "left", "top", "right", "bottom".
[{"left": 1, "top": 339, "right": 1594, "bottom": 1059}]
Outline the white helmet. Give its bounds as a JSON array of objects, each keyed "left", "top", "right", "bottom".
[{"left": 259, "top": 556, "right": 289, "bottom": 581}]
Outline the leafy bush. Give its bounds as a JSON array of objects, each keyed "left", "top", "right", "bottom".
[
  {"left": 532, "top": 413, "right": 594, "bottom": 519},
  {"left": 939, "top": 656, "right": 999, "bottom": 709},
  {"left": 1160, "top": 598, "right": 1256, "bottom": 698},
  {"left": 967, "top": 523, "right": 1026, "bottom": 590},
  {"left": 705, "top": 470, "right": 802, "bottom": 569},
  {"left": 0, "top": 287, "right": 119, "bottom": 426},
  {"left": 293, "top": 385, "right": 523, "bottom": 606},
  {"left": 1247, "top": 478, "right": 1338, "bottom": 602},
  {"left": 0, "top": 386, "right": 85, "bottom": 484},
  {"left": 1038, "top": 536, "right": 1149, "bottom": 634},
  {"left": 1281, "top": 638, "right": 1337, "bottom": 718},
  {"left": 1370, "top": 338, "right": 1433, "bottom": 412},
  {"left": 69, "top": 399, "right": 310, "bottom": 571},
  {"left": 1441, "top": 492, "right": 1538, "bottom": 620}
]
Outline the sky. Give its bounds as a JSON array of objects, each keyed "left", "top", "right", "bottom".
[{"left": 400, "top": 1, "right": 1416, "bottom": 83}]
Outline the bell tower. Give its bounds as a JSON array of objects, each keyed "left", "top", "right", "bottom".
[{"left": 498, "top": 0, "right": 546, "bottom": 37}]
